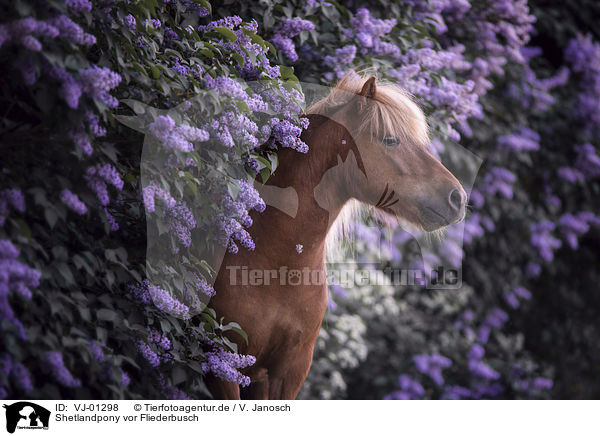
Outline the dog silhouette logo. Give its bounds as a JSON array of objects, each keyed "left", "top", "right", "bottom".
[{"left": 3, "top": 402, "right": 50, "bottom": 433}]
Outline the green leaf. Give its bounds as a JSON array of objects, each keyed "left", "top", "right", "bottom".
[
  {"left": 97, "top": 309, "right": 116, "bottom": 322},
  {"left": 213, "top": 26, "right": 237, "bottom": 42}
]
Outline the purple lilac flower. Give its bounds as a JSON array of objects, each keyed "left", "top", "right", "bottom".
[
  {"left": 504, "top": 286, "right": 532, "bottom": 309},
  {"left": 202, "top": 349, "right": 256, "bottom": 387},
  {"left": 148, "top": 285, "right": 190, "bottom": 318},
  {"left": 194, "top": 275, "right": 216, "bottom": 297},
  {"left": 49, "top": 66, "right": 82, "bottom": 109},
  {"left": 11, "top": 363, "right": 34, "bottom": 392},
  {"left": 128, "top": 280, "right": 152, "bottom": 305},
  {"left": 142, "top": 184, "right": 196, "bottom": 249},
  {"left": 44, "top": 352, "right": 82, "bottom": 388},
  {"left": 565, "top": 35, "right": 600, "bottom": 134},
  {"left": 574, "top": 144, "right": 600, "bottom": 179},
  {"left": 345, "top": 9, "right": 399, "bottom": 58},
  {"left": 66, "top": 0, "right": 92, "bottom": 11},
  {"left": 149, "top": 115, "right": 209, "bottom": 152},
  {"left": 384, "top": 374, "right": 425, "bottom": 400},
  {"left": 69, "top": 130, "right": 93, "bottom": 155},
  {"left": 137, "top": 340, "right": 161, "bottom": 367},
  {"left": 103, "top": 207, "right": 119, "bottom": 231},
  {"left": 469, "top": 360, "right": 500, "bottom": 380},
  {"left": 271, "top": 18, "right": 314, "bottom": 62},
  {"left": 526, "top": 262, "right": 541, "bottom": 277},
  {"left": 198, "top": 18, "right": 279, "bottom": 80},
  {"left": 0, "top": 240, "right": 41, "bottom": 339},
  {"left": 85, "top": 164, "right": 123, "bottom": 206},
  {"left": 413, "top": 354, "right": 452, "bottom": 386},
  {"left": 482, "top": 167, "right": 516, "bottom": 198},
  {"left": 484, "top": 307, "right": 509, "bottom": 329},
  {"left": 121, "top": 371, "right": 130, "bottom": 387},
  {"left": 89, "top": 340, "right": 105, "bottom": 363},
  {"left": 530, "top": 220, "right": 562, "bottom": 262},
  {"left": 532, "top": 377, "right": 553, "bottom": 390},
  {"left": 49, "top": 15, "right": 96, "bottom": 46},
  {"left": 78, "top": 66, "right": 121, "bottom": 107},
  {"left": 497, "top": 127, "right": 540, "bottom": 152},
  {"left": 296, "top": 244, "right": 303, "bottom": 254},
  {"left": 85, "top": 112, "right": 106, "bottom": 137},
  {"left": 323, "top": 45, "right": 357, "bottom": 79},
  {"left": 0, "top": 189, "right": 25, "bottom": 226},
  {"left": 60, "top": 189, "right": 88, "bottom": 215},
  {"left": 468, "top": 344, "right": 485, "bottom": 361},
  {"left": 442, "top": 385, "right": 471, "bottom": 399}
]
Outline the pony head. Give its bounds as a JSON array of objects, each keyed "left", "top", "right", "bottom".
[{"left": 309, "top": 73, "right": 467, "bottom": 231}]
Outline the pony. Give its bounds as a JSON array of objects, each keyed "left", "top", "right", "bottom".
[{"left": 205, "top": 74, "right": 467, "bottom": 399}]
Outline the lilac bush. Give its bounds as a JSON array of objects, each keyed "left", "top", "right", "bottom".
[{"left": 2, "top": 0, "right": 599, "bottom": 400}]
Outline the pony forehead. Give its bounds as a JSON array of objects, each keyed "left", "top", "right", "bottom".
[{"left": 307, "top": 74, "right": 429, "bottom": 148}]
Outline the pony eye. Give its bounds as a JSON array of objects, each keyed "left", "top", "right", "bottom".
[{"left": 382, "top": 137, "right": 400, "bottom": 147}]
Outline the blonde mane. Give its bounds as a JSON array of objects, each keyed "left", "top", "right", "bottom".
[
  {"left": 308, "top": 73, "right": 430, "bottom": 261},
  {"left": 307, "top": 72, "right": 429, "bottom": 147}
]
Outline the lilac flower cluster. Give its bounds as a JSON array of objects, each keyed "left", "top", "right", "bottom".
[
  {"left": 44, "top": 351, "right": 82, "bottom": 388},
  {"left": 213, "top": 179, "right": 266, "bottom": 253},
  {"left": 136, "top": 328, "right": 172, "bottom": 367},
  {"left": 530, "top": 221, "right": 562, "bottom": 262},
  {"left": 559, "top": 144, "right": 600, "bottom": 183},
  {"left": 480, "top": 167, "right": 516, "bottom": 199},
  {"left": 85, "top": 164, "right": 123, "bottom": 206},
  {"left": 136, "top": 340, "right": 161, "bottom": 367},
  {"left": 383, "top": 374, "right": 425, "bottom": 400},
  {"left": 65, "top": 0, "right": 92, "bottom": 12},
  {"left": 201, "top": 349, "right": 256, "bottom": 387},
  {"left": 148, "top": 284, "right": 191, "bottom": 319},
  {"left": 60, "top": 189, "right": 88, "bottom": 215},
  {"left": 504, "top": 286, "right": 532, "bottom": 309},
  {"left": 483, "top": 307, "right": 509, "bottom": 338},
  {"left": 204, "top": 76, "right": 267, "bottom": 113},
  {"left": 558, "top": 212, "right": 600, "bottom": 250},
  {"left": 507, "top": 48, "right": 569, "bottom": 111},
  {"left": 0, "top": 189, "right": 25, "bottom": 226},
  {"left": 198, "top": 18, "right": 280, "bottom": 80},
  {"left": 0, "top": 354, "right": 34, "bottom": 396},
  {"left": 142, "top": 184, "right": 196, "bottom": 249},
  {"left": 89, "top": 340, "right": 105, "bottom": 363},
  {"left": 272, "top": 118, "right": 310, "bottom": 153},
  {"left": 390, "top": 59, "right": 481, "bottom": 141},
  {"left": 206, "top": 111, "right": 260, "bottom": 149},
  {"left": 129, "top": 279, "right": 190, "bottom": 318},
  {"left": 49, "top": 15, "right": 96, "bottom": 46},
  {"left": 170, "top": 57, "right": 202, "bottom": 77},
  {"left": 0, "top": 18, "right": 59, "bottom": 52},
  {"left": 413, "top": 354, "right": 452, "bottom": 386},
  {"left": 467, "top": 344, "right": 500, "bottom": 380},
  {"left": 565, "top": 34, "right": 600, "bottom": 134},
  {"left": 497, "top": 127, "right": 540, "bottom": 152},
  {"left": 271, "top": 18, "right": 315, "bottom": 62},
  {"left": 344, "top": 9, "right": 399, "bottom": 58},
  {"left": 323, "top": 45, "right": 357, "bottom": 80},
  {"left": 149, "top": 115, "right": 209, "bottom": 152},
  {"left": 78, "top": 66, "right": 121, "bottom": 108},
  {"left": 0, "top": 240, "right": 41, "bottom": 340}
]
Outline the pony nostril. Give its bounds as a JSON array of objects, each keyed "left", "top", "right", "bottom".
[{"left": 449, "top": 188, "right": 465, "bottom": 211}]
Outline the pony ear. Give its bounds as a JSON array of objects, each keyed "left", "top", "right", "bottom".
[{"left": 359, "top": 76, "right": 377, "bottom": 99}]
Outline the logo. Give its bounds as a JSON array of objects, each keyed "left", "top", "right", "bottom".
[{"left": 3, "top": 402, "right": 50, "bottom": 434}]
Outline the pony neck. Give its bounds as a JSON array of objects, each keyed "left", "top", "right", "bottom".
[{"left": 249, "top": 114, "right": 359, "bottom": 265}]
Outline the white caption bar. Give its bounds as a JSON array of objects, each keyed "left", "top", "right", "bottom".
[{"left": 1, "top": 400, "right": 597, "bottom": 435}]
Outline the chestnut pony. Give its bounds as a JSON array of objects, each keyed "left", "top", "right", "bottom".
[{"left": 206, "top": 74, "right": 467, "bottom": 399}]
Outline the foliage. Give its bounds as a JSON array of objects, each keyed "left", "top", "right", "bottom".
[{"left": 1, "top": 0, "right": 599, "bottom": 400}]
